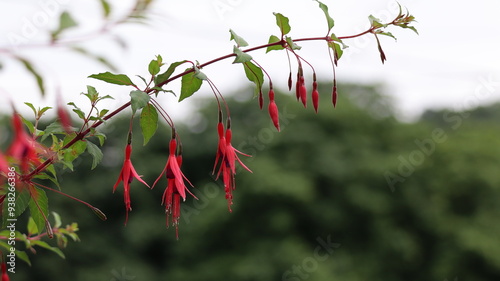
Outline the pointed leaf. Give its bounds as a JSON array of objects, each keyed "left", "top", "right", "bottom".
[
  {"left": 140, "top": 103, "right": 158, "bottom": 145},
  {"left": 31, "top": 240, "right": 65, "bottom": 259},
  {"left": 315, "top": 0, "right": 335, "bottom": 32},
  {"left": 266, "top": 35, "right": 284, "bottom": 53},
  {"left": 179, "top": 68, "right": 203, "bottom": 102},
  {"left": 88, "top": 72, "right": 135, "bottom": 86},
  {"left": 2, "top": 188, "right": 30, "bottom": 227},
  {"left": 232, "top": 46, "right": 252, "bottom": 63},
  {"left": 243, "top": 61, "right": 264, "bottom": 96},
  {"left": 286, "top": 36, "right": 301, "bottom": 50},
  {"left": 99, "top": 0, "right": 111, "bottom": 18},
  {"left": 15, "top": 250, "right": 31, "bottom": 266},
  {"left": 273, "top": 13, "right": 291, "bottom": 36},
  {"left": 229, "top": 29, "right": 249, "bottom": 47},
  {"left": 28, "top": 187, "right": 49, "bottom": 234},
  {"left": 27, "top": 217, "right": 38, "bottom": 236},
  {"left": 52, "top": 11, "right": 78, "bottom": 39},
  {"left": 130, "top": 90, "right": 150, "bottom": 113},
  {"left": 86, "top": 141, "right": 103, "bottom": 170},
  {"left": 148, "top": 59, "right": 160, "bottom": 76},
  {"left": 155, "top": 60, "right": 188, "bottom": 86}
]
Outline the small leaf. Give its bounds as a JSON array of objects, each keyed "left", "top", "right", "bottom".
[
  {"left": 377, "top": 31, "right": 397, "bottom": 40},
  {"left": 28, "top": 187, "right": 49, "bottom": 234},
  {"left": 15, "top": 251, "right": 31, "bottom": 266},
  {"left": 369, "top": 15, "right": 386, "bottom": 29},
  {"left": 266, "top": 35, "right": 284, "bottom": 53},
  {"left": 155, "top": 60, "right": 188, "bottom": 86},
  {"left": 24, "top": 102, "right": 37, "bottom": 116},
  {"left": 88, "top": 72, "right": 135, "bottom": 86},
  {"left": 20, "top": 115, "right": 36, "bottom": 135},
  {"left": 86, "top": 141, "right": 103, "bottom": 170},
  {"left": 243, "top": 61, "right": 264, "bottom": 96},
  {"left": 41, "top": 122, "right": 65, "bottom": 141},
  {"left": 232, "top": 46, "right": 253, "bottom": 64},
  {"left": 273, "top": 13, "right": 291, "bottom": 36},
  {"left": 130, "top": 90, "right": 150, "bottom": 113},
  {"left": 286, "top": 36, "right": 301, "bottom": 50},
  {"left": 52, "top": 11, "right": 78, "bottom": 39},
  {"left": 31, "top": 240, "right": 65, "bottom": 259},
  {"left": 38, "top": 106, "right": 52, "bottom": 117},
  {"left": 140, "top": 104, "right": 158, "bottom": 145},
  {"left": 314, "top": 0, "right": 335, "bottom": 32},
  {"left": 148, "top": 59, "right": 160, "bottom": 76},
  {"left": 27, "top": 217, "right": 39, "bottom": 236},
  {"left": 52, "top": 212, "right": 62, "bottom": 228},
  {"left": 179, "top": 68, "right": 203, "bottom": 102},
  {"left": 17, "top": 57, "right": 45, "bottom": 96},
  {"left": 229, "top": 29, "right": 249, "bottom": 47},
  {"left": 99, "top": 0, "right": 111, "bottom": 18}
]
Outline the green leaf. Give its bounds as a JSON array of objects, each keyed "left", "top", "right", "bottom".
[
  {"left": 39, "top": 106, "right": 52, "bottom": 117},
  {"left": 232, "top": 46, "right": 253, "bottom": 64},
  {"left": 52, "top": 11, "right": 78, "bottom": 39},
  {"left": 2, "top": 188, "right": 30, "bottom": 227},
  {"left": 243, "top": 61, "right": 264, "bottom": 96},
  {"left": 24, "top": 102, "right": 37, "bottom": 116},
  {"left": 41, "top": 122, "right": 65, "bottom": 141},
  {"left": 62, "top": 139, "right": 87, "bottom": 170},
  {"left": 31, "top": 240, "right": 65, "bottom": 259},
  {"left": 229, "top": 29, "right": 249, "bottom": 47},
  {"left": 88, "top": 72, "right": 135, "bottom": 86},
  {"left": 17, "top": 57, "right": 45, "bottom": 96},
  {"left": 377, "top": 31, "right": 397, "bottom": 40},
  {"left": 179, "top": 68, "right": 203, "bottom": 102},
  {"left": 369, "top": 15, "right": 386, "bottom": 29},
  {"left": 52, "top": 211, "right": 62, "bottom": 228},
  {"left": 315, "top": 0, "right": 335, "bottom": 32},
  {"left": 27, "top": 217, "right": 38, "bottom": 236},
  {"left": 130, "top": 90, "right": 150, "bottom": 114},
  {"left": 148, "top": 59, "right": 160, "bottom": 76},
  {"left": 99, "top": 0, "right": 111, "bottom": 18},
  {"left": 86, "top": 141, "right": 103, "bottom": 170},
  {"left": 155, "top": 60, "right": 187, "bottom": 86},
  {"left": 273, "top": 13, "right": 291, "bottom": 36},
  {"left": 28, "top": 187, "right": 49, "bottom": 234},
  {"left": 140, "top": 104, "right": 158, "bottom": 145},
  {"left": 20, "top": 115, "right": 36, "bottom": 135},
  {"left": 266, "top": 35, "right": 284, "bottom": 53},
  {"left": 286, "top": 36, "right": 301, "bottom": 50},
  {"left": 15, "top": 250, "right": 31, "bottom": 266}
]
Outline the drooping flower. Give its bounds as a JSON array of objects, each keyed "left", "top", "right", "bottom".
[
  {"left": 268, "top": 89, "right": 280, "bottom": 131},
  {"left": 213, "top": 122, "right": 252, "bottom": 211},
  {"left": 7, "top": 112, "right": 46, "bottom": 172},
  {"left": 1, "top": 262, "right": 9, "bottom": 281},
  {"left": 153, "top": 138, "right": 196, "bottom": 239},
  {"left": 113, "top": 143, "right": 150, "bottom": 225},
  {"left": 312, "top": 81, "right": 319, "bottom": 113},
  {"left": 57, "top": 96, "right": 73, "bottom": 134}
]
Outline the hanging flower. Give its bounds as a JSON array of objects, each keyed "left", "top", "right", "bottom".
[
  {"left": 153, "top": 138, "right": 196, "bottom": 239},
  {"left": 1, "top": 262, "right": 9, "bottom": 281},
  {"left": 113, "top": 143, "right": 150, "bottom": 225},
  {"left": 7, "top": 112, "right": 46, "bottom": 172},
  {"left": 213, "top": 122, "right": 252, "bottom": 211}
]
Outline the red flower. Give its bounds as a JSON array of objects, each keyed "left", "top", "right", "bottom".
[
  {"left": 0, "top": 151, "right": 8, "bottom": 176},
  {"left": 268, "top": 89, "right": 280, "bottom": 131},
  {"left": 113, "top": 143, "right": 150, "bottom": 225},
  {"left": 213, "top": 123, "right": 252, "bottom": 211},
  {"left": 153, "top": 138, "right": 196, "bottom": 239},
  {"left": 1, "top": 262, "right": 9, "bottom": 281},
  {"left": 312, "top": 81, "right": 319, "bottom": 113},
  {"left": 7, "top": 112, "right": 45, "bottom": 172}
]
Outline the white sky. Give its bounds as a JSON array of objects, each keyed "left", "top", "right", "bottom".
[{"left": 0, "top": 0, "right": 499, "bottom": 121}]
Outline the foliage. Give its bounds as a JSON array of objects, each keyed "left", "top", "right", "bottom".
[{"left": 0, "top": 0, "right": 418, "bottom": 279}]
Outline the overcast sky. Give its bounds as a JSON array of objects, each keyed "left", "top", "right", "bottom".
[{"left": 1, "top": 0, "right": 499, "bottom": 121}]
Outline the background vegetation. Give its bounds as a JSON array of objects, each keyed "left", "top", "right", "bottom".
[{"left": 3, "top": 83, "right": 500, "bottom": 281}]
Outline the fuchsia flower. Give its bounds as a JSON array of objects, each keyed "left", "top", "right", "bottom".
[
  {"left": 7, "top": 112, "right": 46, "bottom": 172},
  {"left": 312, "top": 81, "right": 319, "bottom": 113},
  {"left": 1, "top": 262, "right": 9, "bottom": 281},
  {"left": 113, "top": 143, "right": 150, "bottom": 225},
  {"left": 268, "top": 89, "right": 280, "bottom": 131},
  {"left": 213, "top": 121, "right": 252, "bottom": 211},
  {"left": 153, "top": 138, "right": 196, "bottom": 239}
]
